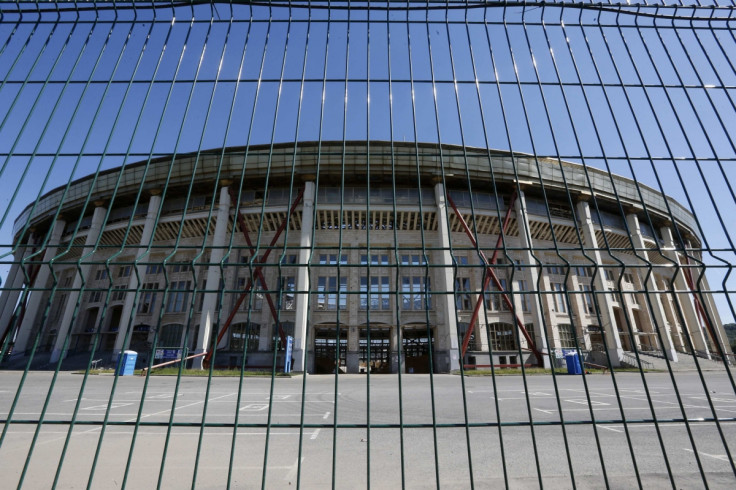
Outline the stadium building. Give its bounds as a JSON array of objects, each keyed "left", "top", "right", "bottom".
[{"left": 1, "top": 142, "right": 732, "bottom": 373}]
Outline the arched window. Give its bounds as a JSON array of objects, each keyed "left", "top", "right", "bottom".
[
  {"left": 159, "top": 324, "right": 184, "bottom": 348},
  {"left": 488, "top": 322, "right": 516, "bottom": 351},
  {"left": 230, "top": 322, "right": 260, "bottom": 352}
]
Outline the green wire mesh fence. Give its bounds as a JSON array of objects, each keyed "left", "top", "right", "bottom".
[{"left": 1, "top": 1, "right": 736, "bottom": 488}]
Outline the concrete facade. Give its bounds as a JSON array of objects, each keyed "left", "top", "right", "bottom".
[{"left": 2, "top": 142, "right": 732, "bottom": 372}]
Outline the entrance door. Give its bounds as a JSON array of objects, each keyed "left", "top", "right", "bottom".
[
  {"left": 359, "top": 326, "right": 391, "bottom": 373},
  {"left": 313, "top": 326, "right": 347, "bottom": 374},
  {"left": 402, "top": 326, "right": 434, "bottom": 373}
]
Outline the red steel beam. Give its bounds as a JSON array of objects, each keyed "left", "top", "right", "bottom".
[
  {"left": 446, "top": 192, "right": 544, "bottom": 366},
  {"left": 458, "top": 192, "right": 518, "bottom": 356},
  {"left": 202, "top": 187, "right": 304, "bottom": 368}
]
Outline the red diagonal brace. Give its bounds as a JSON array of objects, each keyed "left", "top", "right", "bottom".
[
  {"left": 202, "top": 187, "right": 304, "bottom": 368},
  {"left": 446, "top": 192, "right": 544, "bottom": 366}
]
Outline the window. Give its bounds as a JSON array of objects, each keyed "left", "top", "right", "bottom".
[
  {"left": 546, "top": 265, "right": 565, "bottom": 276},
  {"left": 360, "top": 276, "right": 390, "bottom": 310},
  {"left": 165, "top": 281, "right": 191, "bottom": 313},
  {"left": 401, "top": 276, "right": 431, "bottom": 310},
  {"left": 159, "top": 324, "right": 184, "bottom": 347},
  {"left": 551, "top": 283, "right": 567, "bottom": 313},
  {"left": 196, "top": 280, "right": 206, "bottom": 312},
  {"left": 88, "top": 290, "right": 103, "bottom": 303},
  {"left": 117, "top": 265, "right": 132, "bottom": 278},
  {"left": 455, "top": 277, "right": 472, "bottom": 310},
  {"left": 146, "top": 264, "right": 164, "bottom": 275},
  {"left": 624, "top": 272, "right": 635, "bottom": 284},
  {"left": 316, "top": 276, "right": 347, "bottom": 310},
  {"left": 251, "top": 278, "right": 264, "bottom": 310},
  {"left": 575, "top": 266, "right": 590, "bottom": 278},
  {"left": 401, "top": 254, "right": 426, "bottom": 266},
  {"left": 94, "top": 269, "right": 108, "bottom": 281},
  {"left": 457, "top": 322, "right": 477, "bottom": 350},
  {"left": 604, "top": 269, "right": 615, "bottom": 281},
  {"left": 488, "top": 322, "right": 516, "bottom": 351},
  {"left": 233, "top": 277, "right": 264, "bottom": 311},
  {"left": 138, "top": 283, "right": 158, "bottom": 314},
  {"left": 579, "top": 284, "right": 596, "bottom": 315},
  {"left": 229, "top": 322, "right": 259, "bottom": 352},
  {"left": 62, "top": 276, "right": 73, "bottom": 287},
  {"left": 280, "top": 275, "right": 296, "bottom": 310},
  {"left": 361, "top": 254, "right": 389, "bottom": 265},
  {"left": 171, "top": 263, "right": 191, "bottom": 274},
  {"left": 558, "top": 324, "right": 576, "bottom": 348},
  {"left": 516, "top": 280, "right": 531, "bottom": 313},
  {"left": 454, "top": 255, "right": 469, "bottom": 266},
  {"left": 112, "top": 287, "right": 126, "bottom": 302},
  {"left": 524, "top": 322, "right": 537, "bottom": 347},
  {"left": 272, "top": 321, "right": 296, "bottom": 351},
  {"left": 280, "top": 254, "right": 298, "bottom": 265},
  {"left": 51, "top": 293, "right": 67, "bottom": 322},
  {"left": 484, "top": 279, "right": 509, "bottom": 312},
  {"left": 318, "top": 254, "right": 348, "bottom": 265}
]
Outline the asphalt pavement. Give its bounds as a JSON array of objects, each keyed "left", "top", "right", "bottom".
[{"left": 1, "top": 370, "right": 735, "bottom": 488}]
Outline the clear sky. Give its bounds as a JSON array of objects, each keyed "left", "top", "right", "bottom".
[{"left": 1, "top": 2, "right": 734, "bottom": 322}]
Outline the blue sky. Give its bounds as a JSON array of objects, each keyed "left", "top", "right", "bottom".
[{"left": 1, "top": 2, "right": 734, "bottom": 322}]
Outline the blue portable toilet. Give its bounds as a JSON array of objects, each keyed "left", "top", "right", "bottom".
[
  {"left": 565, "top": 352, "right": 582, "bottom": 375},
  {"left": 117, "top": 350, "right": 138, "bottom": 376}
]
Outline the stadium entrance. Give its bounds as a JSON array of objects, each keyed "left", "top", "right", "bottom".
[{"left": 403, "top": 325, "right": 435, "bottom": 373}]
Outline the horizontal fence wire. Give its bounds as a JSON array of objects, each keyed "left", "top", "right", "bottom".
[{"left": 0, "top": 1, "right": 736, "bottom": 488}]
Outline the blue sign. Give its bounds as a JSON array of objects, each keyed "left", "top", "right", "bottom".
[
  {"left": 155, "top": 348, "right": 182, "bottom": 360},
  {"left": 284, "top": 336, "right": 294, "bottom": 373}
]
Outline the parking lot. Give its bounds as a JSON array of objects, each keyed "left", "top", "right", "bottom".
[{"left": 1, "top": 371, "right": 735, "bottom": 488}]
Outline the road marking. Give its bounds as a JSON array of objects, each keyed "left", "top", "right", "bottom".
[
  {"left": 533, "top": 408, "right": 554, "bottom": 415},
  {"left": 310, "top": 429, "right": 321, "bottom": 440},
  {"left": 323, "top": 411, "right": 330, "bottom": 420},
  {"left": 565, "top": 399, "right": 609, "bottom": 406},
  {"left": 240, "top": 404, "right": 269, "bottom": 412},
  {"left": 83, "top": 403, "right": 133, "bottom": 410},
  {"left": 597, "top": 425, "right": 623, "bottom": 433},
  {"left": 284, "top": 457, "right": 304, "bottom": 482},
  {"left": 683, "top": 448, "right": 731, "bottom": 462},
  {"left": 689, "top": 396, "right": 735, "bottom": 403}
]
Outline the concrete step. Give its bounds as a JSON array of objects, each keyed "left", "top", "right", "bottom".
[{"left": 634, "top": 351, "right": 729, "bottom": 372}]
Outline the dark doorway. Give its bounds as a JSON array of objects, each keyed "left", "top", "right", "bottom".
[{"left": 403, "top": 326, "right": 434, "bottom": 373}]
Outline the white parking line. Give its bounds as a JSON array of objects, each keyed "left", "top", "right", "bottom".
[{"left": 683, "top": 448, "right": 731, "bottom": 462}]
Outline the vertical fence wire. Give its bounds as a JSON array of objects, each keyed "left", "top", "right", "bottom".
[{"left": 0, "top": 1, "right": 735, "bottom": 488}]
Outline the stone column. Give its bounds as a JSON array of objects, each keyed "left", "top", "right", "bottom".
[
  {"left": 576, "top": 199, "right": 622, "bottom": 366},
  {"left": 193, "top": 184, "right": 231, "bottom": 369},
  {"left": 568, "top": 273, "right": 593, "bottom": 351},
  {"left": 293, "top": 181, "right": 315, "bottom": 372},
  {"left": 13, "top": 219, "right": 67, "bottom": 355},
  {"left": 50, "top": 204, "right": 107, "bottom": 363},
  {"left": 660, "top": 226, "right": 710, "bottom": 358},
  {"left": 112, "top": 192, "right": 162, "bottom": 356},
  {"left": 514, "top": 190, "right": 551, "bottom": 367},
  {"left": 347, "top": 325, "right": 360, "bottom": 373},
  {"left": 624, "top": 213, "right": 679, "bottom": 361},
  {"left": 0, "top": 238, "right": 36, "bottom": 346},
  {"left": 698, "top": 274, "right": 733, "bottom": 358},
  {"left": 434, "top": 182, "right": 460, "bottom": 372}
]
